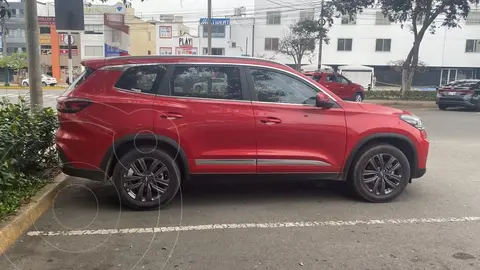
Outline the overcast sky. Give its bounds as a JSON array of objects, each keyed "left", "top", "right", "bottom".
[{"left": 103, "top": 0, "right": 255, "bottom": 23}]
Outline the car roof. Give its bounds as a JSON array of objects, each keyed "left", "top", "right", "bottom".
[{"left": 81, "top": 55, "right": 289, "bottom": 71}]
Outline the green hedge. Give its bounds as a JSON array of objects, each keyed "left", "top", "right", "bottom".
[
  {"left": 366, "top": 90, "right": 437, "bottom": 101},
  {"left": 0, "top": 97, "right": 58, "bottom": 220}
]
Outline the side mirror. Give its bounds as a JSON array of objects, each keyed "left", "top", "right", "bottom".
[{"left": 316, "top": 92, "right": 334, "bottom": 109}]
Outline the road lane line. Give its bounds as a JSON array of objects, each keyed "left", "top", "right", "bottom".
[{"left": 27, "top": 216, "right": 480, "bottom": 236}]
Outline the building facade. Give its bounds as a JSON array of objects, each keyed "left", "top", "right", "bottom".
[
  {"left": 251, "top": 0, "right": 480, "bottom": 86},
  {"left": 155, "top": 16, "right": 198, "bottom": 55},
  {"left": 4, "top": 1, "right": 27, "bottom": 54},
  {"left": 125, "top": 8, "right": 156, "bottom": 56}
]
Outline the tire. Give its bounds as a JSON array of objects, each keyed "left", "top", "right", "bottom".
[
  {"left": 354, "top": 92, "right": 363, "bottom": 102},
  {"left": 438, "top": 104, "right": 447, "bottom": 110},
  {"left": 350, "top": 144, "right": 410, "bottom": 203},
  {"left": 194, "top": 85, "right": 202, "bottom": 92},
  {"left": 42, "top": 82, "right": 47, "bottom": 86},
  {"left": 22, "top": 82, "right": 29, "bottom": 86},
  {"left": 112, "top": 147, "right": 181, "bottom": 210}
]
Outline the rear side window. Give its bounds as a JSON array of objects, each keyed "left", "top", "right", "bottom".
[
  {"left": 115, "top": 65, "right": 166, "bottom": 94},
  {"left": 170, "top": 66, "right": 243, "bottom": 100},
  {"left": 62, "top": 67, "right": 96, "bottom": 96},
  {"left": 326, "top": 75, "right": 335, "bottom": 82},
  {"left": 312, "top": 75, "right": 322, "bottom": 81}
]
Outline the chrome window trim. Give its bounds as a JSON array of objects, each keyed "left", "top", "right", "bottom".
[
  {"left": 99, "top": 62, "right": 337, "bottom": 102},
  {"left": 158, "top": 95, "right": 251, "bottom": 103},
  {"left": 113, "top": 87, "right": 158, "bottom": 97}
]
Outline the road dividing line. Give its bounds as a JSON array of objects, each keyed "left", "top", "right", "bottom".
[{"left": 27, "top": 216, "right": 480, "bottom": 237}]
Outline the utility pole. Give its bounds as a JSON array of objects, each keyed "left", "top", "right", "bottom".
[
  {"left": 317, "top": 0, "right": 325, "bottom": 70},
  {"left": 251, "top": 18, "right": 255, "bottom": 57},
  {"left": 1, "top": 17, "right": 9, "bottom": 87},
  {"left": 25, "top": 0, "right": 43, "bottom": 110},
  {"left": 67, "top": 33, "right": 73, "bottom": 84},
  {"left": 207, "top": 0, "right": 212, "bottom": 55}
]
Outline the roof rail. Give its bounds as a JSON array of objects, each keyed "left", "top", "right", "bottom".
[{"left": 102, "top": 55, "right": 288, "bottom": 67}]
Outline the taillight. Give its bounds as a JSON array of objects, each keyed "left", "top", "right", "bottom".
[{"left": 57, "top": 97, "right": 92, "bottom": 113}]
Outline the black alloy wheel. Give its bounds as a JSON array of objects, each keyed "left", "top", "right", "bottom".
[
  {"left": 362, "top": 154, "right": 402, "bottom": 196},
  {"left": 351, "top": 144, "right": 410, "bottom": 203},
  {"left": 122, "top": 157, "right": 170, "bottom": 203},
  {"left": 113, "top": 148, "right": 181, "bottom": 210}
]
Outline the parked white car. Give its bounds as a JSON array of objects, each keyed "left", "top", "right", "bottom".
[
  {"left": 193, "top": 78, "right": 227, "bottom": 92},
  {"left": 22, "top": 74, "right": 58, "bottom": 86}
]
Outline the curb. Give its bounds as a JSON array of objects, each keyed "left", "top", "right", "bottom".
[
  {"left": 0, "top": 173, "right": 68, "bottom": 255},
  {"left": 366, "top": 100, "right": 437, "bottom": 108}
]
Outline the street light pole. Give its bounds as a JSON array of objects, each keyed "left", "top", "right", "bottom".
[
  {"left": 25, "top": 0, "right": 43, "bottom": 111},
  {"left": 317, "top": 0, "right": 325, "bottom": 70},
  {"left": 207, "top": 0, "right": 212, "bottom": 55}
]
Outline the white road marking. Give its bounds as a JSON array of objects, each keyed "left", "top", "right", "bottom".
[{"left": 27, "top": 216, "right": 480, "bottom": 237}]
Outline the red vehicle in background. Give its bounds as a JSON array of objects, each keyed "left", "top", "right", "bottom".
[{"left": 304, "top": 71, "right": 365, "bottom": 102}]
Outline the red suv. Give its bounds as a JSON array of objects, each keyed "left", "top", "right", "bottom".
[
  {"left": 304, "top": 71, "right": 365, "bottom": 102},
  {"left": 56, "top": 56, "right": 429, "bottom": 209}
]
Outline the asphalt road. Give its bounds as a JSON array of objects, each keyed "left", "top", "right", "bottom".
[
  {"left": 0, "top": 89, "right": 63, "bottom": 108},
  {"left": 2, "top": 107, "right": 480, "bottom": 270}
]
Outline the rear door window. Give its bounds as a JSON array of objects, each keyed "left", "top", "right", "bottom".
[
  {"left": 115, "top": 65, "right": 167, "bottom": 94},
  {"left": 170, "top": 66, "right": 243, "bottom": 100}
]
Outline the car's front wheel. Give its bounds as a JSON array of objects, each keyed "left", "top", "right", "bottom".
[
  {"left": 350, "top": 144, "right": 410, "bottom": 203},
  {"left": 42, "top": 82, "right": 47, "bottom": 86},
  {"left": 354, "top": 92, "right": 363, "bottom": 102},
  {"left": 22, "top": 82, "right": 29, "bottom": 86},
  {"left": 112, "top": 147, "right": 181, "bottom": 210}
]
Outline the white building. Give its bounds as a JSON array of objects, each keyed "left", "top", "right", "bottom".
[
  {"left": 250, "top": 0, "right": 480, "bottom": 86},
  {"left": 155, "top": 16, "right": 199, "bottom": 55}
]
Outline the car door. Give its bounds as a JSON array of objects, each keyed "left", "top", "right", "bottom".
[
  {"left": 246, "top": 67, "right": 347, "bottom": 174},
  {"left": 322, "top": 74, "right": 343, "bottom": 97},
  {"left": 153, "top": 64, "right": 257, "bottom": 174},
  {"left": 335, "top": 75, "right": 355, "bottom": 99}
]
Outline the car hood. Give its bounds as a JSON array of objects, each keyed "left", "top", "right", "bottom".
[{"left": 343, "top": 101, "right": 409, "bottom": 116}]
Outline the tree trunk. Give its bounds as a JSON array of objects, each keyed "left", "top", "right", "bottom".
[{"left": 401, "top": 67, "right": 415, "bottom": 94}]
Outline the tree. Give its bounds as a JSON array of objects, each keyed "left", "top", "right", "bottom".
[
  {"left": 377, "top": 0, "right": 480, "bottom": 93},
  {"left": 278, "top": 20, "right": 322, "bottom": 71},
  {"left": 0, "top": 52, "right": 28, "bottom": 84}
]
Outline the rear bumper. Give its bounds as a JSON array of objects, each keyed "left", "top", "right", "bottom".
[
  {"left": 57, "top": 146, "right": 105, "bottom": 181},
  {"left": 412, "top": 168, "right": 426, "bottom": 179},
  {"left": 436, "top": 97, "right": 477, "bottom": 108}
]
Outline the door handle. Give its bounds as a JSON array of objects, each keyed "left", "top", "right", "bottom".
[
  {"left": 260, "top": 117, "right": 282, "bottom": 124},
  {"left": 160, "top": 112, "right": 183, "bottom": 120}
]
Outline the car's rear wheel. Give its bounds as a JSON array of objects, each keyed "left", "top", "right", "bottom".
[
  {"left": 438, "top": 104, "right": 447, "bottom": 110},
  {"left": 354, "top": 92, "right": 363, "bottom": 102},
  {"left": 22, "top": 82, "right": 29, "bottom": 86},
  {"left": 350, "top": 144, "right": 410, "bottom": 203},
  {"left": 195, "top": 85, "right": 202, "bottom": 92},
  {"left": 112, "top": 147, "right": 181, "bottom": 210}
]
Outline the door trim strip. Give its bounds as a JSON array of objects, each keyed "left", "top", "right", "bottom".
[
  {"left": 195, "top": 159, "right": 257, "bottom": 165},
  {"left": 195, "top": 159, "right": 331, "bottom": 166},
  {"left": 257, "top": 159, "right": 330, "bottom": 166}
]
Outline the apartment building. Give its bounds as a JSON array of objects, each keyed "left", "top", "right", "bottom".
[{"left": 251, "top": 0, "right": 480, "bottom": 86}]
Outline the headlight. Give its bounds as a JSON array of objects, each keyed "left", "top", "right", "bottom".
[{"left": 400, "top": 114, "right": 424, "bottom": 130}]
